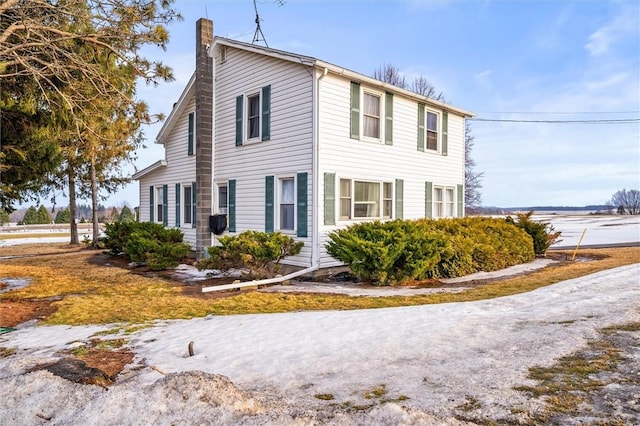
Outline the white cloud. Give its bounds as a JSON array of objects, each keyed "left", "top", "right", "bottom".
[{"left": 584, "top": 5, "right": 639, "bottom": 56}]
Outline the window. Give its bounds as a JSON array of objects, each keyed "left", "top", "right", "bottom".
[
  {"left": 183, "top": 185, "right": 193, "bottom": 224},
  {"left": 339, "top": 179, "right": 351, "bottom": 220},
  {"left": 426, "top": 111, "right": 438, "bottom": 151},
  {"left": 220, "top": 45, "right": 227, "bottom": 63},
  {"left": 279, "top": 178, "right": 295, "bottom": 230},
  {"left": 187, "top": 112, "right": 194, "bottom": 156},
  {"left": 247, "top": 93, "right": 260, "bottom": 139},
  {"left": 434, "top": 186, "right": 455, "bottom": 218},
  {"left": 339, "top": 179, "right": 394, "bottom": 220},
  {"left": 350, "top": 82, "right": 392, "bottom": 143},
  {"left": 156, "top": 187, "right": 164, "bottom": 223},
  {"left": 363, "top": 92, "right": 380, "bottom": 139},
  {"left": 383, "top": 182, "right": 393, "bottom": 219},
  {"left": 218, "top": 185, "right": 228, "bottom": 214}
]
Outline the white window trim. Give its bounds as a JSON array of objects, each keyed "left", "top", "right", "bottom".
[
  {"left": 425, "top": 109, "right": 441, "bottom": 153},
  {"left": 220, "top": 45, "right": 227, "bottom": 64},
  {"left": 360, "top": 87, "right": 385, "bottom": 143},
  {"left": 433, "top": 185, "right": 455, "bottom": 218},
  {"left": 338, "top": 178, "right": 394, "bottom": 221},
  {"left": 245, "top": 89, "right": 262, "bottom": 144},
  {"left": 216, "top": 182, "right": 229, "bottom": 215},
  {"left": 182, "top": 183, "right": 193, "bottom": 227},
  {"left": 155, "top": 186, "right": 164, "bottom": 224},
  {"left": 276, "top": 175, "right": 296, "bottom": 233}
]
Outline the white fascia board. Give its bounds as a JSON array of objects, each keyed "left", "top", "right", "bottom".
[
  {"left": 132, "top": 160, "right": 168, "bottom": 180},
  {"left": 314, "top": 60, "right": 475, "bottom": 118},
  {"left": 155, "top": 73, "right": 196, "bottom": 145},
  {"left": 212, "top": 37, "right": 316, "bottom": 67}
]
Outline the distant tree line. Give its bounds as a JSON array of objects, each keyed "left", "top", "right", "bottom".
[{"left": 1, "top": 204, "right": 137, "bottom": 225}]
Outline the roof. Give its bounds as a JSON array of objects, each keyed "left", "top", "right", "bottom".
[
  {"left": 215, "top": 36, "right": 475, "bottom": 118},
  {"left": 132, "top": 160, "right": 167, "bottom": 180},
  {"left": 153, "top": 27, "right": 475, "bottom": 147}
]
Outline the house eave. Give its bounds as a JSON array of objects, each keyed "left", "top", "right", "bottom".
[
  {"left": 132, "top": 160, "right": 168, "bottom": 180},
  {"left": 155, "top": 74, "right": 196, "bottom": 145}
]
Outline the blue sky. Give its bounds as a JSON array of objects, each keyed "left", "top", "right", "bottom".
[{"left": 108, "top": 0, "right": 639, "bottom": 208}]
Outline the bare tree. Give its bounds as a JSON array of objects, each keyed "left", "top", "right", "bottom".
[
  {"left": 373, "top": 63, "right": 407, "bottom": 89},
  {"left": 464, "top": 122, "right": 483, "bottom": 211},
  {"left": 610, "top": 189, "right": 640, "bottom": 215},
  {"left": 410, "top": 75, "right": 444, "bottom": 102}
]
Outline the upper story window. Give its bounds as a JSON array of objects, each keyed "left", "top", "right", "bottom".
[
  {"left": 418, "top": 105, "right": 448, "bottom": 155},
  {"left": 235, "top": 85, "right": 271, "bottom": 146},
  {"left": 426, "top": 111, "right": 438, "bottom": 151},
  {"left": 247, "top": 93, "right": 261, "bottom": 139},
  {"left": 363, "top": 92, "right": 381, "bottom": 139},
  {"left": 350, "top": 82, "right": 393, "bottom": 145},
  {"left": 187, "top": 112, "right": 194, "bottom": 156}
]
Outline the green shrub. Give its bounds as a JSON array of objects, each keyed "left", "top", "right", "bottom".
[
  {"left": 198, "top": 231, "right": 304, "bottom": 278},
  {"left": 326, "top": 220, "right": 446, "bottom": 285},
  {"left": 326, "top": 217, "right": 536, "bottom": 285},
  {"left": 506, "top": 211, "right": 562, "bottom": 256},
  {"left": 103, "top": 222, "right": 191, "bottom": 270}
]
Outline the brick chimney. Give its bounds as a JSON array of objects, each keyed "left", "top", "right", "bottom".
[{"left": 195, "top": 18, "right": 213, "bottom": 253}]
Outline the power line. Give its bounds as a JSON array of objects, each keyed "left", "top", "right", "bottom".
[
  {"left": 474, "top": 110, "right": 640, "bottom": 115},
  {"left": 469, "top": 118, "right": 640, "bottom": 124}
]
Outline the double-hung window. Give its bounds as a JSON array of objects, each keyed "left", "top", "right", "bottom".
[
  {"left": 434, "top": 186, "right": 455, "bottom": 218},
  {"left": 156, "top": 187, "right": 164, "bottom": 223},
  {"left": 247, "top": 93, "right": 261, "bottom": 140},
  {"left": 183, "top": 185, "right": 193, "bottom": 225},
  {"left": 426, "top": 111, "right": 438, "bottom": 151},
  {"left": 218, "top": 185, "right": 228, "bottom": 214},
  {"left": 363, "top": 92, "right": 381, "bottom": 139},
  {"left": 236, "top": 85, "right": 271, "bottom": 145},
  {"left": 279, "top": 178, "right": 295, "bottom": 230}
]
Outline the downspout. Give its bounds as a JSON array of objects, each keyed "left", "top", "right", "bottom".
[
  {"left": 311, "top": 66, "right": 329, "bottom": 269},
  {"left": 202, "top": 264, "right": 319, "bottom": 293}
]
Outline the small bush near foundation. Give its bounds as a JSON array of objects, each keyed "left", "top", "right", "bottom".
[
  {"left": 506, "top": 211, "right": 562, "bottom": 256},
  {"left": 326, "top": 217, "right": 535, "bottom": 285},
  {"left": 198, "top": 231, "right": 304, "bottom": 278},
  {"left": 103, "top": 222, "right": 191, "bottom": 270}
]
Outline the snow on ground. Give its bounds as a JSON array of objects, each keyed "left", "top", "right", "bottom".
[
  {"left": 0, "top": 214, "right": 639, "bottom": 424},
  {"left": 540, "top": 213, "right": 640, "bottom": 248}
]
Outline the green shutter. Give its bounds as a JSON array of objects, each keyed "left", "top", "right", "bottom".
[
  {"left": 395, "top": 179, "right": 404, "bottom": 220},
  {"left": 265, "top": 175, "right": 274, "bottom": 233},
  {"left": 324, "top": 173, "right": 335, "bottom": 225},
  {"left": 442, "top": 110, "right": 448, "bottom": 156},
  {"left": 162, "top": 184, "right": 168, "bottom": 226},
  {"left": 296, "top": 172, "right": 308, "bottom": 237},
  {"left": 149, "top": 186, "right": 154, "bottom": 222},
  {"left": 187, "top": 112, "right": 194, "bottom": 155},
  {"left": 417, "top": 103, "right": 425, "bottom": 152},
  {"left": 175, "top": 183, "right": 181, "bottom": 227},
  {"left": 350, "top": 82, "right": 360, "bottom": 140},
  {"left": 192, "top": 181, "right": 197, "bottom": 228},
  {"left": 385, "top": 92, "right": 393, "bottom": 145},
  {"left": 235, "top": 95, "right": 243, "bottom": 146},
  {"left": 425, "top": 181, "right": 433, "bottom": 218},
  {"left": 261, "top": 85, "right": 271, "bottom": 141},
  {"left": 457, "top": 183, "right": 464, "bottom": 217},
  {"left": 228, "top": 180, "right": 236, "bottom": 232}
]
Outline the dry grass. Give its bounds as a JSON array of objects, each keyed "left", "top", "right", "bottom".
[{"left": 0, "top": 244, "right": 638, "bottom": 326}]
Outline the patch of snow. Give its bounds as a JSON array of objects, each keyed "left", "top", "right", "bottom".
[
  {"left": 0, "top": 277, "right": 31, "bottom": 294},
  {"left": 1, "top": 264, "right": 638, "bottom": 423}
]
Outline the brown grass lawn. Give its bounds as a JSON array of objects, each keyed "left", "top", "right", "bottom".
[{"left": 1, "top": 244, "right": 639, "bottom": 327}]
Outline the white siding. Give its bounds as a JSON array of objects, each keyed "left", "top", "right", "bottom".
[
  {"left": 316, "top": 74, "right": 466, "bottom": 267},
  {"left": 137, "top": 96, "right": 197, "bottom": 246},
  {"left": 213, "top": 46, "right": 314, "bottom": 267}
]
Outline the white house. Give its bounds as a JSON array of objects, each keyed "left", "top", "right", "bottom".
[{"left": 133, "top": 18, "right": 474, "bottom": 269}]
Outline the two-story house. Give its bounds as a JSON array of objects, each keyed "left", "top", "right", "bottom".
[{"left": 133, "top": 18, "right": 474, "bottom": 270}]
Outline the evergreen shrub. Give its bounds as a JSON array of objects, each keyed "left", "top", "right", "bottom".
[
  {"left": 326, "top": 217, "right": 536, "bottom": 285},
  {"left": 198, "top": 230, "right": 304, "bottom": 278},
  {"left": 103, "top": 222, "right": 190, "bottom": 270},
  {"left": 506, "top": 211, "right": 562, "bottom": 256}
]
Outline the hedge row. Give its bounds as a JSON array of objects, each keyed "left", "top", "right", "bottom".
[{"left": 326, "top": 217, "right": 535, "bottom": 285}]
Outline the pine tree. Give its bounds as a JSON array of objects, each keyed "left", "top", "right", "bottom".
[
  {"left": 118, "top": 206, "right": 135, "bottom": 222},
  {"left": 36, "top": 205, "right": 51, "bottom": 224},
  {"left": 20, "top": 206, "right": 38, "bottom": 225},
  {"left": 54, "top": 208, "right": 71, "bottom": 224}
]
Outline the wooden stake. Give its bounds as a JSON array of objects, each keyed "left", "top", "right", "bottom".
[{"left": 571, "top": 228, "right": 587, "bottom": 261}]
